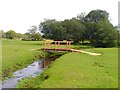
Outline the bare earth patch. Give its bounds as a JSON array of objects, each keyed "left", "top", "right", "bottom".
[{"left": 71, "top": 49, "right": 101, "bottom": 56}]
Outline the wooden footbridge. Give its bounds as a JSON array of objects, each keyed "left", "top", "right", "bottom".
[
  {"left": 41, "top": 40, "right": 78, "bottom": 52},
  {"left": 41, "top": 40, "right": 101, "bottom": 55}
]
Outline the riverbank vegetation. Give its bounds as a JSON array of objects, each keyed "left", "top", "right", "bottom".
[
  {"left": 2, "top": 40, "right": 45, "bottom": 80},
  {"left": 17, "top": 48, "right": 118, "bottom": 88}
]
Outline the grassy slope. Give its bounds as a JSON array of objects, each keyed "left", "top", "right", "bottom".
[
  {"left": 17, "top": 48, "right": 118, "bottom": 88},
  {"left": 2, "top": 40, "right": 44, "bottom": 79}
]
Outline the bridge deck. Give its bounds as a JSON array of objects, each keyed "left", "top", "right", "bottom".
[{"left": 41, "top": 48, "right": 81, "bottom": 52}]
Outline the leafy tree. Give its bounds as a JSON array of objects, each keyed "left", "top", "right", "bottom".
[
  {"left": 87, "top": 20, "right": 118, "bottom": 47},
  {"left": 27, "top": 25, "right": 37, "bottom": 34},
  {"left": 39, "top": 19, "right": 86, "bottom": 42},
  {"left": 32, "top": 33, "right": 42, "bottom": 41},
  {"left": 16, "top": 33, "right": 23, "bottom": 39},
  {"left": 26, "top": 25, "right": 42, "bottom": 41},
  {"left": 39, "top": 19, "right": 57, "bottom": 39},
  {"left": 83, "top": 9, "right": 109, "bottom": 23},
  {"left": 6, "top": 30, "right": 16, "bottom": 39},
  {"left": 84, "top": 22, "right": 98, "bottom": 42},
  {"left": 82, "top": 9, "right": 118, "bottom": 47},
  {"left": 77, "top": 12, "right": 86, "bottom": 22},
  {"left": 61, "top": 18, "right": 86, "bottom": 42},
  {"left": 22, "top": 33, "right": 31, "bottom": 41},
  {"left": 39, "top": 9, "right": 117, "bottom": 47},
  {"left": 47, "top": 22, "right": 66, "bottom": 40}
]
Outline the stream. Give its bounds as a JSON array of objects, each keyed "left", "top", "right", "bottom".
[
  {"left": 2, "top": 59, "right": 45, "bottom": 89},
  {"left": 2, "top": 51, "right": 65, "bottom": 89}
]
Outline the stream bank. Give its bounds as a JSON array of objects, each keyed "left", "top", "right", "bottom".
[
  {"left": 2, "top": 51, "right": 46, "bottom": 81},
  {"left": 2, "top": 51, "right": 67, "bottom": 89}
]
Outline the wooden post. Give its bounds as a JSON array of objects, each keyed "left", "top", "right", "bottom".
[
  {"left": 55, "top": 41, "right": 56, "bottom": 51},
  {"left": 68, "top": 42, "right": 71, "bottom": 49}
]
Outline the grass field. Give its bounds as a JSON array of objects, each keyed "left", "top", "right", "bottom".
[
  {"left": 1, "top": 40, "right": 118, "bottom": 88},
  {"left": 2, "top": 40, "right": 45, "bottom": 80},
  {"left": 17, "top": 48, "right": 118, "bottom": 88}
]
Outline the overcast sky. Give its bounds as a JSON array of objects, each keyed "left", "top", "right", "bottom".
[{"left": 0, "top": 0, "right": 119, "bottom": 34}]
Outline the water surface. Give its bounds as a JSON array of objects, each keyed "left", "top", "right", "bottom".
[{"left": 2, "top": 60, "right": 44, "bottom": 88}]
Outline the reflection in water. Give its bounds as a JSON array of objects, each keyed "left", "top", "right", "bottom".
[{"left": 41, "top": 59, "right": 51, "bottom": 68}]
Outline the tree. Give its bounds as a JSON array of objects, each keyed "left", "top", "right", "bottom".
[
  {"left": 39, "top": 10, "right": 117, "bottom": 47},
  {"left": 22, "top": 33, "right": 31, "bottom": 41},
  {"left": 16, "top": 33, "right": 23, "bottom": 39},
  {"left": 39, "top": 19, "right": 86, "bottom": 42},
  {"left": 83, "top": 9, "right": 109, "bottom": 23},
  {"left": 77, "top": 12, "right": 86, "bottom": 22},
  {"left": 84, "top": 22, "right": 98, "bottom": 41},
  {"left": 86, "top": 20, "right": 118, "bottom": 47},
  {"left": 26, "top": 25, "right": 43, "bottom": 41},
  {"left": 6, "top": 30, "right": 16, "bottom": 39},
  {"left": 39, "top": 19, "right": 66, "bottom": 40},
  {"left": 82, "top": 9, "right": 118, "bottom": 47},
  {"left": 39, "top": 19, "right": 57, "bottom": 39},
  {"left": 32, "top": 33, "right": 42, "bottom": 41},
  {"left": 61, "top": 18, "right": 86, "bottom": 42},
  {"left": 27, "top": 25, "right": 37, "bottom": 34},
  {"left": 45, "top": 21, "right": 66, "bottom": 40},
  {"left": 0, "top": 30, "right": 6, "bottom": 39}
]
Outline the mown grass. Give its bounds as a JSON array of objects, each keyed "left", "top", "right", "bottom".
[
  {"left": 17, "top": 48, "right": 118, "bottom": 88},
  {"left": 2, "top": 39, "right": 45, "bottom": 80}
]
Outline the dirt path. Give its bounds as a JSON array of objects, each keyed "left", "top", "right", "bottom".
[{"left": 71, "top": 49, "right": 101, "bottom": 56}]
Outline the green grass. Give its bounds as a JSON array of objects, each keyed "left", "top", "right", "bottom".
[
  {"left": 2, "top": 39, "right": 45, "bottom": 80},
  {"left": 17, "top": 48, "right": 118, "bottom": 88}
]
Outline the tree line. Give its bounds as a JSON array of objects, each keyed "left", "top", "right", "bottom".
[
  {"left": 0, "top": 9, "right": 119, "bottom": 47},
  {"left": 0, "top": 26, "right": 42, "bottom": 41},
  {"left": 39, "top": 9, "right": 119, "bottom": 47}
]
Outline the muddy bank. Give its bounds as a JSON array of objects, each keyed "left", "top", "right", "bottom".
[{"left": 41, "top": 51, "right": 66, "bottom": 68}]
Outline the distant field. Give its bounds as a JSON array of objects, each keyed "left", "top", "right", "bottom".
[
  {"left": 2, "top": 40, "right": 44, "bottom": 80},
  {"left": 17, "top": 48, "right": 118, "bottom": 88}
]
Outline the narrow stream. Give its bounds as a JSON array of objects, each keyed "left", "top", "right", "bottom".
[
  {"left": 2, "top": 59, "right": 45, "bottom": 89},
  {"left": 2, "top": 51, "right": 65, "bottom": 89}
]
